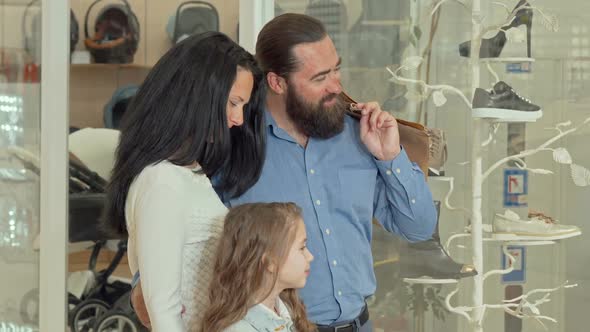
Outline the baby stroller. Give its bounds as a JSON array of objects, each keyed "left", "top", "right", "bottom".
[
  {"left": 68, "top": 128, "right": 146, "bottom": 332},
  {"left": 6, "top": 128, "right": 145, "bottom": 331}
]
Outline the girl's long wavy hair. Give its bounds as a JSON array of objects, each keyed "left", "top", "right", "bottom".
[{"left": 200, "top": 203, "right": 316, "bottom": 332}]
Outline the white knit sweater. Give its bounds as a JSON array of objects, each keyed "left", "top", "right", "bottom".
[{"left": 126, "top": 161, "right": 227, "bottom": 331}]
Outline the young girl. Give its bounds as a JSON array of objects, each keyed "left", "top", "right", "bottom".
[
  {"left": 201, "top": 202, "right": 316, "bottom": 332},
  {"left": 103, "top": 32, "right": 266, "bottom": 331}
]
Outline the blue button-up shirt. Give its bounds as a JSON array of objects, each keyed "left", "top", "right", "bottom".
[{"left": 223, "top": 111, "right": 437, "bottom": 325}]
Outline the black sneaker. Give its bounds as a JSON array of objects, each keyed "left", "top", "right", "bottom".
[{"left": 472, "top": 81, "right": 542, "bottom": 121}]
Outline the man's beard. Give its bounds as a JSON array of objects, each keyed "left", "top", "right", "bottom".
[{"left": 285, "top": 87, "right": 347, "bottom": 139}]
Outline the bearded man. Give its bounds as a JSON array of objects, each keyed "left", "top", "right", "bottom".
[{"left": 224, "top": 13, "right": 437, "bottom": 332}]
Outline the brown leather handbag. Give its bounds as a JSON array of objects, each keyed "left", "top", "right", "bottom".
[{"left": 341, "top": 92, "right": 430, "bottom": 176}]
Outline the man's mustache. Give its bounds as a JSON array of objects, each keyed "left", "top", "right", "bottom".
[{"left": 320, "top": 93, "right": 339, "bottom": 105}]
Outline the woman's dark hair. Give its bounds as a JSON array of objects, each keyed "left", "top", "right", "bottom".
[
  {"left": 255, "top": 13, "right": 327, "bottom": 79},
  {"left": 103, "top": 31, "right": 266, "bottom": 236}
]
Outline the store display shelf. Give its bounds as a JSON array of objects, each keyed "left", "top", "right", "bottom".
[
  {"left": 490, "top": 231, "right": 581, "bottom": 242},
  {"left": 472, "top": 115, "right": 540, "bottom": 123},
  {"left": 403, "top": 277, "right": 459, "bottom": 285},
  {"left": 70, "top": 63, "right": 152, "bottom": 70},
  {"left": 447, "top": 231, "right": 575, "bottom": 246},
  {"left": 479, "top": 57, "right": 535, "bottom": 63}
]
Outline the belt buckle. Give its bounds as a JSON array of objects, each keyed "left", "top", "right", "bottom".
[{"left": 334, "top": 323, "right": 353, "bottom": 332}]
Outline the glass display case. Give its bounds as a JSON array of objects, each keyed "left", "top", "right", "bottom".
[{"left": 270, "top": 1, "right": 590, "bottom": 331}]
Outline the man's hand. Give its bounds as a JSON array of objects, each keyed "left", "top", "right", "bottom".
[
  {"left": 131, "top": 281, "right": 151, "bottom": 329},
  {"left": 357, "top": 102, "right": 401, "bottom": 160}
]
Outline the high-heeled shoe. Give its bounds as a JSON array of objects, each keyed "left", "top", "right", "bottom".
[
  {"left": 399, "top": 238, "right": 478, "bottom": 279},
  {"left": 459, "top": 0, "right": 533, "bottom": 58},
  {"left": 399, "top": 201, "right": 478, "bottom": 280}
]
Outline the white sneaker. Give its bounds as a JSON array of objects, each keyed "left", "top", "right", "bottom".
[{"left": 493, "top": 209, "right": 581, "bottom": 241}]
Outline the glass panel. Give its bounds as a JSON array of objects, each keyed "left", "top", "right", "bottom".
[
  {"left": 272, "top": 1, "right": 590, "bottom": 331},
  {"left": 273, "top": 1, "right": 458, "bottom": 331},
  {"left": 0, "top": 0, "right": 41, "bottom": 330}
]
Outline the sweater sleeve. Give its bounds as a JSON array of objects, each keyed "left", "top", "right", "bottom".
[{"left": 133, "top": 176, "right": 188, "bottom": 332}]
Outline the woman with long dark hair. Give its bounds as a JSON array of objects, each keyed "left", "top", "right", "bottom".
[{"left": 103, "top": 31, "right": 266, "bottom": 331}]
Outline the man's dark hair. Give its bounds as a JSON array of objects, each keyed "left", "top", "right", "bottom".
[{"left": 255, "top": 13, "right": 327, "bottom": 79}]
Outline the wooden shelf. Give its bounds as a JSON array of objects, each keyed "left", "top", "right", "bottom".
[{"left": 70, "top": 63, "right": 152, "bottom": 71}]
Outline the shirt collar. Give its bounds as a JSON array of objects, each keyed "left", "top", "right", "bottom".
[
  {"left": 242, "top": 298, "right": 295, "bottom": 332},
  {"left": 264, "top": 110, "right": 298, "bottom": 144}
]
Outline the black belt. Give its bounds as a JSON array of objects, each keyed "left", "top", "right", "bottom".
[{"left": 316, "top": 305, "right": 369, "bottom": 332}]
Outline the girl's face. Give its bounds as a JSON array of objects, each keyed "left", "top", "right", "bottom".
[
  {"left": 277, "top": 218, "right": 314, "bottom": 290},
  {"left": 226, "top": 67, "right": 254, "bottom": 128}
]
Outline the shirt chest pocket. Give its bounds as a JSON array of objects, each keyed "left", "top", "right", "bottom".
[{"left": 337, "top": 168, "right": 378, "bottom": 219}]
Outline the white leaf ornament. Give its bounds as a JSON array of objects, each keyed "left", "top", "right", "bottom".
[
  {"left": 571, "top": 164, "right": 590, "bottom": 186},
  {"left": 553, "top": 148, "right": 572, "bottom": 164},
  {"left": 433, "top": 90, "right": 448, "bottom": 107}
]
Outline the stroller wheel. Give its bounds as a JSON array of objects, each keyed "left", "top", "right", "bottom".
[
  {"left": 93, "top": 310, "right": 141, "bottom": 332},
  {"left": 69, "top": 299, "right": 111, "bottom": 332},
  {"left": 20, "top": 288, "right": 39, "bottom": 325}
]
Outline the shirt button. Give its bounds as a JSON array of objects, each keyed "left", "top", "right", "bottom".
[
  {"left": 316, "top": 200, "right": 321, "bottom": 206},
  {"left": 411, "top": 198, "right": 416, "bottom": 204},
  {"left": 310, "top": 169, "right": 315, "bottom": 174},
  {"left": 396, "top": 168, "right": 401, "bottom": 174},
  {"left": 338, "top": 290, "right": 342, "bottom": 296},
  {"left": 386, "top": 170, "right": 392, "bottom": 175},
  {"left": 326, "top": 228, "right": 331, "bottom": 235},
  {"left": 333, "top": 260, "right": 337, "bottom": 266}
]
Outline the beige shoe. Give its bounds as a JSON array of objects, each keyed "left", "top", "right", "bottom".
[
  {"left": 493, "top": 209, "right": 581, "bottom": 241},
  {"left": 427, "top": 128, "right": 447, "bottom": 173}
]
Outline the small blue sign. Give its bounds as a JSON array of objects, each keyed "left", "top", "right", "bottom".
[
  {"left": 504, "top": 169, "right": 528, "bottom": 207},
  {"left": 502, "top": 246, "right": 526, "bottom": 284},
  {"left": 506, "top": 62, "right": 532, "bottom": 73}
]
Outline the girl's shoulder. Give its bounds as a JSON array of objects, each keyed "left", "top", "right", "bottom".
[{"left": 224, "top": 302, "right": 295, "bottom": 332}]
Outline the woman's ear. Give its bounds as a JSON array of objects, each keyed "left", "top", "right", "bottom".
[{"left": 266, "top": 72, "right": 287, "bottom": 95}]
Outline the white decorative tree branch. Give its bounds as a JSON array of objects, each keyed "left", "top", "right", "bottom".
[
  {"left": 445, "top": 287, "right": 474, "bottom": 322},
  {"left": 446, "top": 277, "right": 577, "bottom": 327},
  {"left": 431, "top": 0, "right": 469, "bottom": 16},
  {"left": 500, "top": 282, "right": 578, "bottom": 328},
  {"left": 444, "top": 233, "right": 471, "bottom": 252},
  {"left": 482, "top": 117, "right": 590, "bottom": 182},
  {"left": 483, "top": 244, "right": 519, "bottom": 281},
  {"left": 386, "top": 64, "right": 472, "bottom": 109},
  {"left": 511, "top": 157, "right": 555, "bottom": 175},
  {"left": 434, "top": 176, "right": 472, "bottom": 215},
  {"left": 482, "top": 123, "right": 500, "bottom": 147}
]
